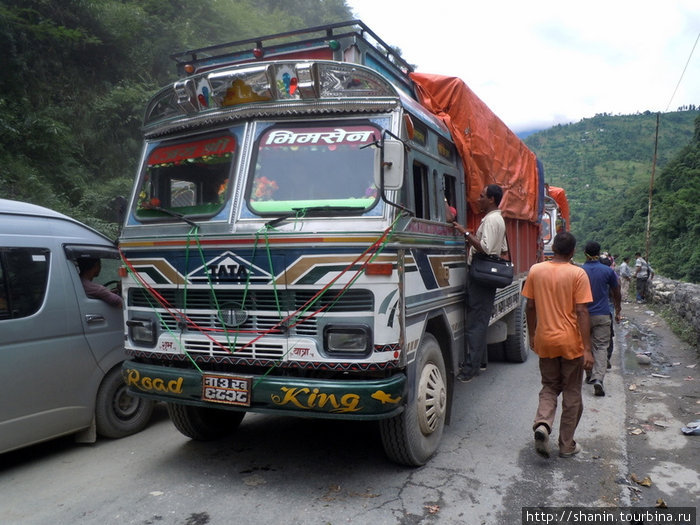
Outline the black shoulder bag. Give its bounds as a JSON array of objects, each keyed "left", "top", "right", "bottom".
[{"left": 468, "top": 232, "right": 514, "bottom": 288}]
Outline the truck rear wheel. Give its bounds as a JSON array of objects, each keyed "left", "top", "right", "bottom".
[
  {"left": 95, "top": 367, "right": 155, "bottom": 439},
  {"left": 379, "top": 333, "right": 447, "bottom": 466},
  {"left": 504, "top": 298, "right": 529, "bottom": 363},
  {"left": 167, "top": 403, "right": 245, "bottom": 441}
]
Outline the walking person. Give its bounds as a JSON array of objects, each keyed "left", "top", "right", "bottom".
[
  {"left": 522, "top": 232, "right": 593, "bottom": 458},
  {"left": 452, "top": 184, "right": 508, "bottom": 382},
  {"left": 618, "top": 256, "right": 632, "bottom": 302},
  {"left": 582, "top": 242, "right": 621, "bottom": 397},
  {"left": 634, "top": 252, "right": 654, "bottom": 303},
  {"left": 599, "top": 253, "right": 617, "bottom": 370}
]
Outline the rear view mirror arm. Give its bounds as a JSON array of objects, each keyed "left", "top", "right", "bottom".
[{"left": 371, "top": 130, "right": 413, "bottom": 217}]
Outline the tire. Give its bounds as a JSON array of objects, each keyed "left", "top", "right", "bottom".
[
  {"left": 504, "top": 298, "right": 529, "bottom": 363},
  {"left": 95, "top": 366, "right": 155, "bottom": 439},
  {"left": 379, "top": 333, "right": 447, "bottom": 466},
  {"left": 167, "top": 403, "right": 245, "bottom": 441}
]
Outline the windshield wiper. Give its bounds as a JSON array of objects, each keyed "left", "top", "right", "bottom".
[
  {"left": 265, "top": 213, "right": 296, "bottom": 228},
  {"left": 147, "top": 206, "right": 199, "bottom": 228},
  {"left": 264, "top": 206, "right": 366, "bottom": 228},
  {"left": 292, "top": 205, "right": 366, "bottom": 215}
]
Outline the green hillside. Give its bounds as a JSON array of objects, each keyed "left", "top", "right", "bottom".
[{"left": 525, "top": 111, "right": 700, "bottom": 282}]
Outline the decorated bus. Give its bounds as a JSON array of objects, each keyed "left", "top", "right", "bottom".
[{"left": 119, "top": 21, "right": 556, "bottom": 466}]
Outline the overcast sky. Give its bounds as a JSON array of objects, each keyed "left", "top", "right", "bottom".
[{"left": 346, "top": 0, "right": 700, "bottom": 132}]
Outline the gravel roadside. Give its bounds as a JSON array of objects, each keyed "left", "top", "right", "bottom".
[{"left": 617, "top": 301, "right": 699, "bottom": 509}]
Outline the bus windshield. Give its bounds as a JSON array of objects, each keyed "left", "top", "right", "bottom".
[
  {"left": 246, "top": 124, "right": 381, "bottom": 215},
  {"left": 135, "top": 134, "right": 236, "bottom": 221}
]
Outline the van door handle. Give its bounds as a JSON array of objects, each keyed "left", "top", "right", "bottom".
[{"left": 85, "top": 314, "right": 105, "bottom": 324}]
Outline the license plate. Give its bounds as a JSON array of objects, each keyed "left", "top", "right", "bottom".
[{"left": 201, "top": 373, "right": 252, "bottom": 407}]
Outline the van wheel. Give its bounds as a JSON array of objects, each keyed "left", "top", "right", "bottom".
[
  {"left": 379, "top": 333, "right": 447, "bottom": 466},
  {"left": 167, "top": 403, "right": 245, "bottom": 441},
  {"left": 504, "top": 299, "right": 529, "bottom": 363},
  {"left": 95, "top": 367, "right": 155, "bottom": 438}
]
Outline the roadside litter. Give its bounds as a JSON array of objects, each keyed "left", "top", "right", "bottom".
[
  {"left": 630, "top": 473, "right": 653, "bottom": 487},
  {"left": 680, "top": 420, "right": 700, "bottom": 435},
  {"left": 636, "top": 353, "right": 652, "bottom": 365}
]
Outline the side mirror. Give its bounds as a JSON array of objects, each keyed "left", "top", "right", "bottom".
[
  {"left": 374, "top": 139, "right": 404, "bottom": 191},
  {"left": 110, "top": 196, "right": 127, "bottom": 223}
]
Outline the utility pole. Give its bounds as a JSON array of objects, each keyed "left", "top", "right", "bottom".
[{"left": 645, "top": 113, "right": 659, "bottom": 260}]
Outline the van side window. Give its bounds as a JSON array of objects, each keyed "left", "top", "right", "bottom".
[
  {"left": 0, "top": 262, "right": 7, "bottom": 319},
  {"left": 0, "top": 248, "right": 50, "bottom": 320}
]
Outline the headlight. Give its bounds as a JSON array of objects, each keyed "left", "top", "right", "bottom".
[
  {"left": 127, "top": 318, "right": 157, "bottom": 347},
  {"left": 323, "top": 325, "right": 372, "bottom": 357}
]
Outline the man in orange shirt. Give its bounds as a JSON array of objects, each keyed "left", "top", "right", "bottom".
[{"left": 522, "top": 232, "right": 593, "bottom": 458}]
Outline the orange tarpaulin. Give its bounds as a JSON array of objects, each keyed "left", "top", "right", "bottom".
[
  {"left": 410, "top": 73, "right": 540, "bottom": 224},
  {"left": 547, "top": 185, "right": 570, "bottom": 230}
]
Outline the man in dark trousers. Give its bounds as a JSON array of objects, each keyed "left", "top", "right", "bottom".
[
  {"left": 452, "top": 184, "right": 508, "bottom": 382},
  {"left": 633, "top": 251, "right": 654, "bottom": 303},
  {"left": 582, "top": 241, "right": 621, "bottom": 397},
  {"left": 522, "top": 232, "right": 593, "bottom": 458}
]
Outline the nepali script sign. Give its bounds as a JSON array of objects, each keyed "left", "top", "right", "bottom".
[{"left": 262, "top": 126, "right": 379, "bottom": 147}]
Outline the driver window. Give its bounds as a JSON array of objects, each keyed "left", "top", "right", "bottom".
[{"left": 68, "top": 248, "right": 123, "bottom": 307}]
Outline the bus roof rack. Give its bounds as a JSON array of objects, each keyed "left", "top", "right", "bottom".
[{"left": 170, "top": 20, "right": 415, "bottom": 95}]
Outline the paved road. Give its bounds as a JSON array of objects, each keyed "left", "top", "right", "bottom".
[{"left": 1, "top": 305, "right": 697, "bottom": 524}]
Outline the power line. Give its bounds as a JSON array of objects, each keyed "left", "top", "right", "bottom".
[{"left": 665, "top": 32, "right": 700, "bottom": 112}]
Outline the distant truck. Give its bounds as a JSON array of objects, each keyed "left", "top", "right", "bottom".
[
  {"left": 542, "top": 185, "right": 571, "bottom": 260},
  {"left": 119, "top": 21, "right": 567, "bottom": 465}
]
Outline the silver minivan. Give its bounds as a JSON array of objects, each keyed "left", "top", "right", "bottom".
[{"left": 0, "top": 199, "right": 154, "bottom": 454}]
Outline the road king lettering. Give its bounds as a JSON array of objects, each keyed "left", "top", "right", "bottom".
[
  {"left": 125, "top": 369, "right": 184, "bottom": 394},
  {"left": 271, "top": 387, "right": 362, "bottom": 413}
]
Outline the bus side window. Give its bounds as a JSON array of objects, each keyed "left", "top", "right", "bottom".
[
  {"left": 412, "top": 161, "right": 429, "bottom": 219},
  {"left": 443, "top": 173, "right": 457, "bottom": 221}
]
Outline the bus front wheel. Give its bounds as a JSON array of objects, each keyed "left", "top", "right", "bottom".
[
  {"left": 379, "top": 333, "right": 447, "bottom": 466},
  {"left": 167, "top": 403, "right": 245, "bottom": 441}
]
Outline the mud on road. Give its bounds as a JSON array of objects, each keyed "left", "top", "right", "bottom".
[{"left": 618, "top": 302, "right": 699, "bottom": 507}]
